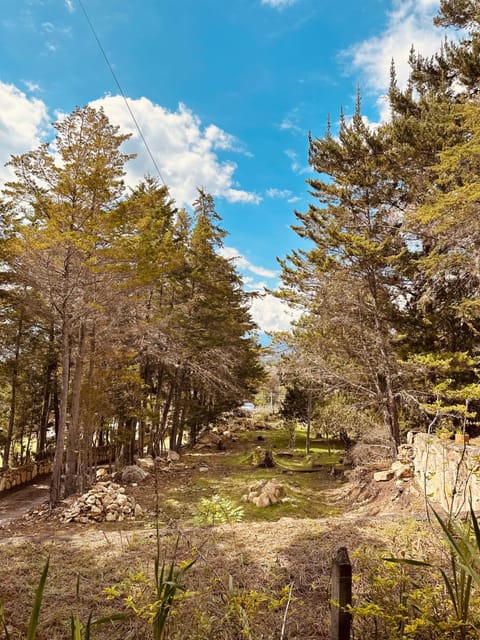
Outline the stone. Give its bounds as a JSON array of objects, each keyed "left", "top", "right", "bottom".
[
  {"left": 245, "top": 478, "right": 286, "bottom": 508},
  {"left": 373, "top": 470, "right": 394, "bottom": 482},
  {"left": 167, "top": 450, "right": 180, "bottom": 462},
  {"left": 136, "top": 456, "right": 155, "bottom": 472},
  {"left": 197, "top": 432, "right": 222, "bottom": 446},
  {"left": 253, "top": 493, "right": 271, "bottom": 508},
  {"left": 122, "top": 465, "right": 148, "bottom": 484},
  {"left": 59, "top": 480, "right": 143, "bottom": 524},
  {"left": 393, "top": 464, "right": 414, "bottom": 480},
  {"left": 170, "top": 463, "right": 187, "bottom": 471}
]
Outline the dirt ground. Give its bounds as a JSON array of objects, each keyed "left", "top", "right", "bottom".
[{"left": 0, "top": 430, "right": 432, "bottom": 640}]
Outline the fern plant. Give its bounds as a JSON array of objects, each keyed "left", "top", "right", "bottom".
[{"left": 193, "top": 495, "right": 244, "bottom": 526}]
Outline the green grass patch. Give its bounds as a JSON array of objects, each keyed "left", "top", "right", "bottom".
[{"left": 185, "top": 463, "right": 343, "bottom": 523}]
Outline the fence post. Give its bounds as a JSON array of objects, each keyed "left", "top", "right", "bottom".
[{"left": 330, "top": 546, "right": 352, "bottom": 640}]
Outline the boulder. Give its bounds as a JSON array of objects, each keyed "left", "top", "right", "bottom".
[
  {"left": 122, "top": 465, "right": 148, "bottom": 484},
  {"left": 136, "top": 456, "right": 155, "bottom": 472},
  {"left": 167, "top": 450, "right": 180, "bottom": 462}
]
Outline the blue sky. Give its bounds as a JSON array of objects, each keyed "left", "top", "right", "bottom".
[{"left": 0, "top": 0, "right": 447, "bottom": 333}]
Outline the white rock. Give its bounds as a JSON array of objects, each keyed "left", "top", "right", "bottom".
[
  {"left": 253, "top": 494, "right": 270, "bottom": 508},
  {"left": 136, "top": 456, "right": 155, "bottom": 471},
  {"left": 373, "top": 470, "right": 394, "bottom": 482},
  {"left": 116, "top": 494, "right": 128, "bottom": 506}
]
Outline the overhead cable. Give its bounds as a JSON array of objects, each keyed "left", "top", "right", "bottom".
[{"left": 76, "top": 0, "right": 168, "bottom": 188}]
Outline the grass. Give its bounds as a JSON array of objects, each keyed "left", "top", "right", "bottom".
[
  {"left": 0, "top": 515, "right": 441, "bottom": 640},
  {"left": 4, "top": 422, "right": 480, "bottom": 639},
  {"left": 0, "top": 421, "right": 347, "bottom": 638},
  {"left": 139, "top": 426, "right": 345, "bottom": 526}
]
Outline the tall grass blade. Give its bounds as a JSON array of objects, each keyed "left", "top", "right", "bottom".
[
  {"left": 0, "top": 600, "right": 11, "bottom": 640},
  {"left": 26, "top": 556, "right": 49, "bottom": 640},
  {"left": 70, "top": 613, "right": 82, "bottom": 640}
]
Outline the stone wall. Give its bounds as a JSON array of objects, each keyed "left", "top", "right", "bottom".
[
  {"left": 0, "top": 460, "right": 52, "bottom": 494},
  {"left": 412, "top": 432, "right": 480, "bottom": 514}
]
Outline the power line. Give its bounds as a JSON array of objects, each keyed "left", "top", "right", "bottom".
[{"left": 76, "top": 0, "right": 168, "bottom": 188}]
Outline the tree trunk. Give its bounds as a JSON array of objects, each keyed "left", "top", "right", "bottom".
[
  {"left": 154, "top": 370, "right": 177, "bottom": 456},
  {"left": 306, "top": 388, "right": 312, "bottom": 455},
  {"left": 169, "top": 370, "right": 186, "bottom": 452},
  {"left": 2, "top": 315, "right": 23, "bottom": 470},
  {"left": 148, "top": 366, "right": 164, "bottom": 456},
  {"left": 377, "top": 370, "right": 400, "bottom": 455},
  {"left": 50, "top": 315, "right": 71, "bottom": 508},
  {"left": 65, "top": 322, "right": 87, "bottom": 497},
  {"left": 121, "top": 417, "right": 136, "bottom": 465},
  {"left": 38, "top": 322, "right": 56, "bottom": 458},
  {"left": 174, "top": 394, "right": 188, "bottom": 452}
]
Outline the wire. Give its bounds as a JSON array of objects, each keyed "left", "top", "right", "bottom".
[{"left": 76, "top": 0, "right": 168, "bottom": 188}]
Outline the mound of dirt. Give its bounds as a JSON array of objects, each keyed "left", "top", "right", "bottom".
[{"left": 330, "top": 464, "right": 426, "bottom": 518}]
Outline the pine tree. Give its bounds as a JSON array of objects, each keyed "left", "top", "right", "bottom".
[
  {"left": 278, "top": 95, "right": 411, "bottom": 450},
  {"left": 4, "top": 105, "right": 133, "bottom": 504}
]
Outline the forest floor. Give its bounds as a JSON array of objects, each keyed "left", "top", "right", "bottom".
[{"left": 0, "top": 420, "right": 436, "bottom": 640}]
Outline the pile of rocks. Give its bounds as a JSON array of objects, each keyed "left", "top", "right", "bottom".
[
  {"left": 373, "top": 443, "right": 415, "bottom": 486},
  {"left": 62, "top": 481, "right": 143, "bottom": 523},
  {"left": 242, "top": 479, "right": 286, "bottom": 508},
  {"left": 194, "top": 430, "right": 230, "bottom": 450}
]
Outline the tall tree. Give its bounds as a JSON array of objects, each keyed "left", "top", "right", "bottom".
[
  {"left": 4, "top": 105, "right": 133, "bottom": 504},
  {"left": 278, "top": 98, "right": 411, "bottom": 450}
]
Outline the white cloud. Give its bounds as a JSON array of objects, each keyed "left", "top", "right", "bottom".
[
  {"left": 219, "top": 247, "right": 277, "bottom": 279},
  {"left": 266, "top": 187, "right": 292, "bottom": 199},
  {"left": 218, "top": 246, "right": 300, "bottom": 332},
  {"left": 279, "top": 107, "right": 304, "bottom": 134},
  {"left": 65, "top": 0, "right": 74, "bottom": 12},
  {"left": 250, "top": 293, "right": 302, "bottom": 333},
  {"left": 90, "top": 96, "right": 260, "bottom": 207},
  {"left": 0, "top": 82, "right": 50, "bottom": 182},
  {"left": 22, "top": 80, "right": 42, "bottom": 93},
  {"left": 261, "top": 0, "right": 298, "bottom": 8},
  {"left": 285, "top": 149, "right": 310, "bottom": 175},
  {"left": 265, "top": 188, "right": 301, "bottom": 204},
  {"left": 345, "top": 0, "right": 447, "bottom": 119},
  {"left": 41, "top": 21, "right": 54, "bottom": 32}
]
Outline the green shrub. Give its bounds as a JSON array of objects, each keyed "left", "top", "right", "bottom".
[{"left": 193, "top": 495, "right": 244, "bottom": 526}]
